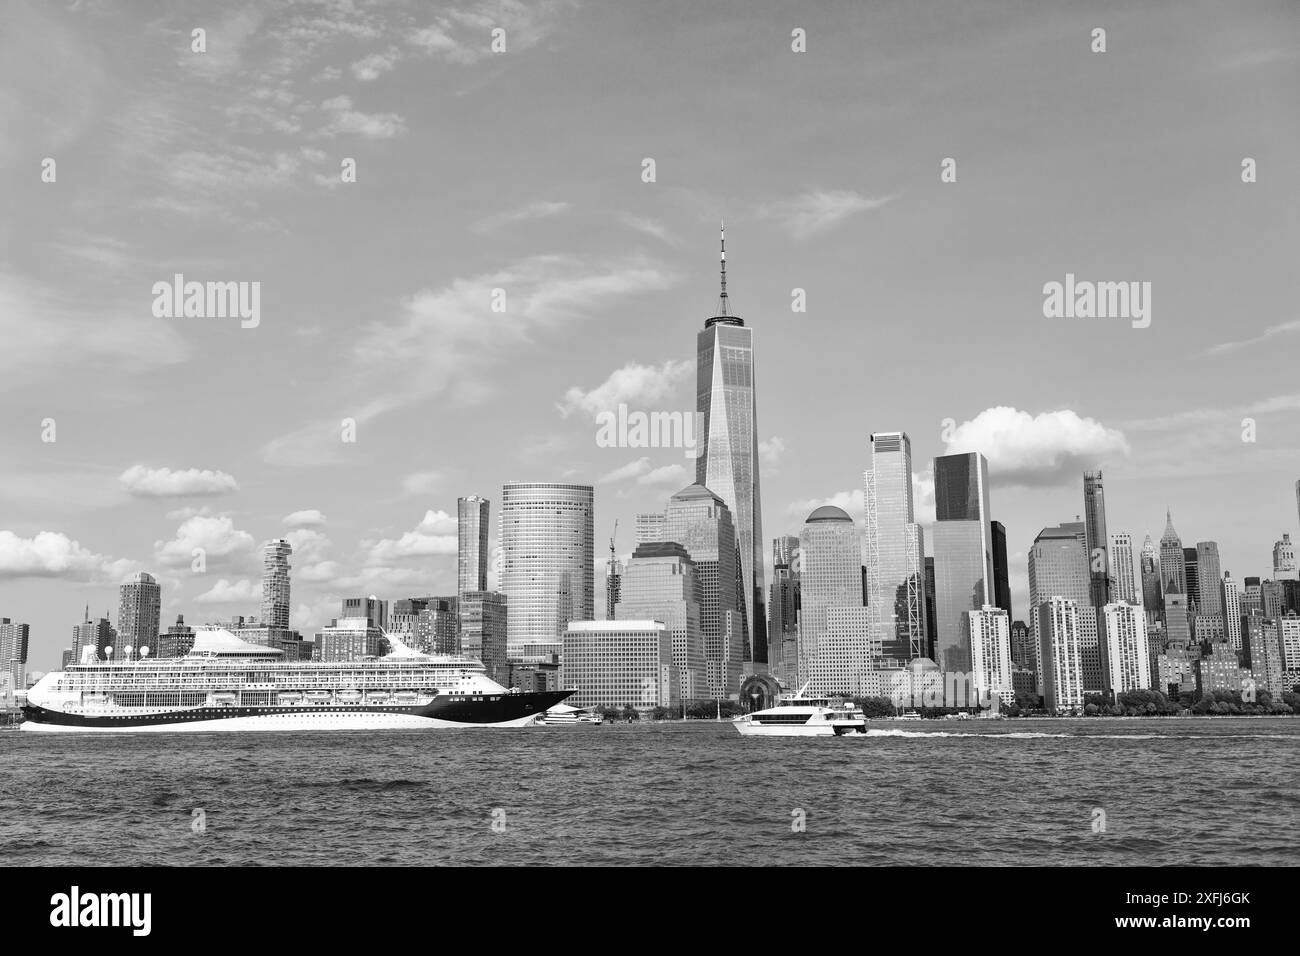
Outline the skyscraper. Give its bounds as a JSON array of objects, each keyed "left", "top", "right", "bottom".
[
  {"left": 991, "top": 520, "right": 1012, "bottom": 619},
  {"left": 615, "top": 541, "right": 709, "bottom": 701},
  {"left": 605, "top": 525, "right": 622, "bottom": 620},
  {"left": 1038, "top": 597, "right": 1084, "bottom": 713},
  {"left": 118, "top": 572, "right": 161, "bottom": 654},
  {"left": 458, "top": 496, "right": 490, "bottom": 595},
  {"left": 863, "top": 431, "right": 927, "bottom": 664},
  {"left": 1140, "top": 533, "right": 1162, "bottom": 621},
  {"left": 768, "top": 535, "right": 801, "bottom": 687},
  {"left": 0, "top": 618, "right": 30, "bottom": 697},
  {"left": 501, "top": 482, "right": 594, "bottom": 657},
  {"left": 1028, "top": 522, "right": 1099, "bottom": 694},
  {"left": 695, "top": 226, "right": 765, "bottom": 665},
  {"left": 261, "top": 539, "right": 293, "bottom": 630},
  {"left": 798, "top": 505, "right": 874, "bottom": 694},
  {"left": 1274, "top": 533, "right": 1298, "bottom": 580},
  {"left": 1195, "top": 542, "right": 1223, "bottom": 616},
  {"left": 967, "top": 606, "right": 1013, "bottom": 708},
  {"left": 1109, "top": 533, "right": 1137, "bottom": 604},
  {"left": 1222, "top": 572, "right": 1243, "bottom": 652},
  {"left": 72, "top": 613, "right": 114, "bottom": 663},
  {"left": 1183, "top": 547, "right": 1200, "bottom": 609},
  {"left": 459, "top": 591, "right": 507, "bottom": 683},
  {"left": 931, "top": 452, "right": 994, "bottom": 673},
  {"left": 1100, "top": 602, "right": 1151, "bottom": 695},
  {"left": 1159, "top": 510, "right": 1187, "bottom": 596},
  {"left": 662, "top": 484, "right": 743, "bottom": 698},
  {"left": 1082, "top": 471, "right": 1111, "bottom": 606}
]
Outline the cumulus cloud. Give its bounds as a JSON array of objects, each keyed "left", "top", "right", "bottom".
[
  {"left": 318, "top": 95, "right": 406, "bottom": 139},
  {"left": 757, "top": 189, "right": 894, "bottom": 240},
  {"left": 283, "top": 509, "right": 327, "bottom": 527},
  {"left": 943, "top": 407, "right": 1130, "bottom": 487},
  {"left": 401, "top": 471, "right": 443, "bottom": 496},
  {"left": 0, "top": 530, "right": 132, "bottom": 582},
  {"left": 364, "top": 510, "right": 458, "bottom": 564},
  {"left": 155, "top": 516, "right": 257, "bottom": 569},
  {"left": 120, "top": 465, "right": 239, "bottom": 498},
  {"left": 597, "top": 457, "right": 689, "bottom": 488},
  {"left": 350, "top": 46, "right": 401, "bottom": 80},
  {"left": 759, "top": 436, "right": 786, "bottom": 467},
  {"left": 194, "top": 578, "right": 261, "bottom": 604},
  {"left": 558, "top": 359, "right": 693, "bottom": 419}
]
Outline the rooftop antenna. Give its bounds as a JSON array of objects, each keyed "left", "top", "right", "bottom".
[{"left": 718, "top": 220, "right": 728, "bottom": 316}]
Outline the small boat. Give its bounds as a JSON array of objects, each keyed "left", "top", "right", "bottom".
[
  {"left": 278, "top": 692, "right": 303, "bottom": 704},
  {"left": 365, "top": 692, "right": 392, "bottom": 704},
  {"left": 733, "top": 685, "right": 867, "bottom": 736},
  {"left": 212, "top": 692, "right": 238, "bottom": 705},
  {"left": 536, "top": 703, "right": 602, "bottom": 725},
  {"left": 337, "top": 689, "right": 362, "bottom": 703},
  {"left": 305, "top": 691, "right": 332, "bottom": 703},
  {"left": 393, "top": 691, "right": 420, "bottom": 704},
  {"left": 891, "top": 710, "right": 923, "bottom": 721}
]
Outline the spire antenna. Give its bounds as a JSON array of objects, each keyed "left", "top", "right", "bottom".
[{"left": 718, "top": 220, "right": 728, "bottom": 316}]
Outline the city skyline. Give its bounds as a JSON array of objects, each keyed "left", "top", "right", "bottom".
[{"left": 3, "top": 0, "right": 1300, "bottom": 675}]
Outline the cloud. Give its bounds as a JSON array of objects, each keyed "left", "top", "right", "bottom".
[
  {"left": 759, "top": 436, "right": 786, "bottom": 467},
  {"left": 942, "top": 407, "right": 1130, "bottom": 487},
  {"left": 401, "top": 471, "right": 444, "bottom": 496},
  {"left": 364, "top": 510, "right": 459, "bottom": 563},
  {"left": 194, "top": 578, "right": 261, "bottom": 604},
  {"left": 263, "top": 255, "right": 677, "bottom": 466},
  {"left": 0, "top": 531, "right": 132, "bottom": 582},
  {"left": 155, "top": 516, "right": 257, "bottom": 569},
  {"left": 165, "top": 506, "right": 216, "bottom": 521},
  {"left": 472, "top": 201, "right": 569, "bottom": 233},
  {"left": 350, "top": 46, "right": 401, "bottom": 80},
  {"left": 408, "top": 0, "right": 578, "bottom": 65},
  {"left": 757, "top": 189, "right": 894, "bottom": 239},
  {"left": 120, "top": 465, "right": 240, "bottom": 498},
  {"left": 598, "top": 457, "right": 688, "bottom": 488},
  {"left": 1200, "top": 319, "right": 1300, "bottom": 357},
  {"left": 283, "top": 509, "right": 327, "bottom": 528},
  {"left": 620, "top": 215, "right": 678, "bottom": 246},
  {"left": 317, "top": 95, "right": 406, "bottom": 138},
  {"left": 558, "top": 359, "right": 693, "bottom": 418}
]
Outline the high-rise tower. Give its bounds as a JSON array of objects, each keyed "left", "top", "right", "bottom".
[
  {"left": 457, "top": 496, "right": 490, "bottom": 595},
  {"left": 500, "top": 482, "right": 594, "bottom": 658},
  {"left": 1159, "top": 510, "right": 1187, "bottom": 595},
  {"left": 695, "top": 224, "right": 766, "bottom": 665},
  {"left": 118, "top": 572, "right": 161, "bottom": 654},
  {"left": 931, "top": 452, "right": 994, "bottom": 673},
  {"left": 261, "top": 539, "right": 293, "bottom": 630},
  {"left": 1140, "top": 533, "right": 1162, "bottom": 621},
  {"left": 863, "top": 431, "right": 927, "bottom": 664},
  {"left": 1082, "top": 471, "right": 1111, "bottom": 606}
]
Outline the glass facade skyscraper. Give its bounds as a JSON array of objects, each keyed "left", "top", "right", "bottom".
[
  {"left": 501, "top": 482, "right": 594, "bottom": 657},
  {"left": 695, "top": 229, "right": 765, "bottom": 665},
  {"left": 931, "top": 452, "right": 994, "bottom": 673},
  {"left": 662, "top": 484, "right": 743, "bottom": 698},
  {"left": 768, "top": 535, "right": 801, "bottom": 687},
  {"left": 1159, "top": 510, "right": 1187, "bottom": 595},
  {"left": 798, "top": 505, "right": 873, "bottom": 694},
  {"left": 615, "top": 541, "right": 709, "bottom": 701},
  {"left": 1082, "top": 470, "right": 1111, "bottom": 606},
  {"left": 457, "top": 496, "right": 490, "bottom": 596},
  {"left": 1028, "top": 522, "right": 1099, "bottom": 694},
  {"left": 863, "top": 431, "right": 926, "bottom": 665}
]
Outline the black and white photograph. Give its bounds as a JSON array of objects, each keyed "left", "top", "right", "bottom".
[{"left": 1, "top": 0, "right": 1296, "bottom": 932}]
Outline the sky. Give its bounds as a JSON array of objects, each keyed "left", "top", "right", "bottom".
[{"left": 1, "top": 0, "right": 1298, "bottom": 673}]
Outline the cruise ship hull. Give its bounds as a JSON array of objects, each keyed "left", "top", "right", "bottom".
[{"left": 20, "top": 690, "right": 572, "bottom": 733}]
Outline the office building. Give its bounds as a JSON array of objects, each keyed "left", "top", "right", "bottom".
[
  {"left": 561, "top": 620, "right": 676, "bottom": 712},
  {"left": 931, "top": 452, "right": 994, "bottom": 673},
  {"left": 1159, "top": 510, "right": 1187, "bottom": 596},
  {"left": 634, "top": 511, "right": 666, "bottom": 545},
  {"left": 863, "top": 431, "right": 927, "bottom": 664},
  {"left": 501, "top": 482, "right": 594, "bottom": 657},
  {"left": 1242, "top": 617, "right": 1286, "bottom": 699},
  {"left": 695, "top": 227, "right": 766, "bottom": 664},
  {"left": 342, "top": 596, "right": 388, "bottom": 631},
  {"left": 1110, "top": 532, "right": 1137, "bottom": 604},
  {"left": 1010, "top": 619, "right": 1035, "bottom": 671},
  {"left": 1274, "top": 533, "right": 1298, "bottom": 581},
  {"left": 1222, "top": 572, "right": 1243, "bottom": 652},
  {"left": 1183, "top": 547, "right": 1200, "bottom": 610},
  {"left": 1139, "top": 533, "right": 1162, "bottom": 623},
  {"left": 991, "top": 520, "right": 1012, "bottom": 620},
  {"left": 316, "top": 617, "right": 387, "bottom": 662},
  {"left": 118, "top": 571, "right": 161, "bottom": 652},
  {"left": 459, "top": 591, "right": 508, "bottom": 683},
  {"left": 768, "top": 535, "right": 801, "bottom": 687},
  {"left": 457, "top": 496, "right": 490, "bottom": 595},
  {"left": 799, "top": 505, "right": 874, "bottom": 694},
  {"left": 614, "top": 541, "right": 709, "bottom": 701},
  {"left": 1163, "top": 587, "right": 1192, "bottom": 650},
  {"left": 414, "top": 598, "right": 458, "bottom": 655},
  {"left": 72, "top": 613, "right": 115, "bottom": 663},
  {"left": 1195, "top": 542, "right": 1223, "bottom": 616},
  {"left": 157, "top": 614, "right": 196, "bottom": 658},
  {"left": 923, "top": 556, "right": 936, "bottom": 660},
  {"left": 1028, "top": 521, "right": 1097, "bottom": 693}
]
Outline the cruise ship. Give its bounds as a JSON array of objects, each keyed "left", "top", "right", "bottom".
[{"left": 21, "top": 628, "right": 571, "bottom": 733}]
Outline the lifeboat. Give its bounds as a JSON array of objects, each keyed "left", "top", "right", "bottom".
[{"left": 337, "top": 689, "right": 362, "bottom": 703}]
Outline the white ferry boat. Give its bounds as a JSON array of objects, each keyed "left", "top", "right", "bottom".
[
  {"left": 22, "top": 629, "right": 571, "bottom": 733},
  {"left": 732, "top": 686, "right": 868, "bottom": 736},
  {"left": 535, "top": 703, "right": 602, "bottom": 726}
]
